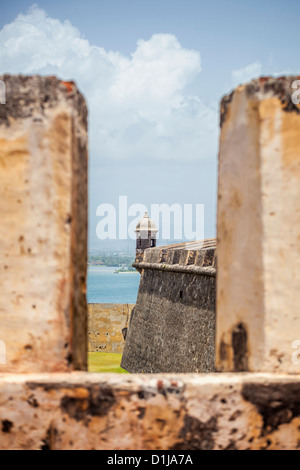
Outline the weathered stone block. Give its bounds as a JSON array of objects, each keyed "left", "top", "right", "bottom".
[
  {"left": 217, "top": 76, "right": 300, "bottom": 373},
  {"left": 0, "top": 372, "right": 299, "bottom": 450},
  {"left": 0, "top": 75, "right": 88, "bottom": 372}
]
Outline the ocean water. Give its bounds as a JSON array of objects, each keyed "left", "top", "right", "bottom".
[{"left": 87, "top": 266, "right": 140, "bottom": 304}]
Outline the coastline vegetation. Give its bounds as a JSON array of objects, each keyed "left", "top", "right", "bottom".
[
  {"left": 88, "top": 252, "right": 135, "bottom": 267},
  {"left": 113, "top": 267, "right": 135, "bottom": 273}
]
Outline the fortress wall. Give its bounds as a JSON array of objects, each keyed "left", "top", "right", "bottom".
[
  {"left": 88, "top": 303, "right": 134, "bottom": 353},
  {"left": 121, "top": 242, "right": 216, "bottom": 373}
]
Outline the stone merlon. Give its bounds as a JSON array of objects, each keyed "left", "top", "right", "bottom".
[{"left": 0, "top": 75, "right": 88, "bottom": 373}]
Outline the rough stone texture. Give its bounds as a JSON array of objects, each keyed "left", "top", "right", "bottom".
[
  {"left": 0, "top": 372, "right": 299, "bottom": 450},
  {"left": 135, "top": 250, "right": 144, "bottom": 263},
  {"left": 1, "top": 74, "right": 300, "bottom": 450},
  {"left": 121, "top": 240, "right": 216, "bottom": 373},
  {"left": 217, "top": 76, "right": 300, "bottom": 374},
  {"left": 88, "top": 304, "right": 134, "bottom": 353},
  {"left": 0, "top": 75, "right": 88, "bottom": 372}
]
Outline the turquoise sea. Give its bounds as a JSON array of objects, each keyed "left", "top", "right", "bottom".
[{"left": 87, "top": 266, "right": 140, "bottom": 304}]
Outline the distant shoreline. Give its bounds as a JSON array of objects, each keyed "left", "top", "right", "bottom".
[
  {"left": 87, "top": 264, "right": 131, "bottom": 268},
  {"left": 88, "top": 265, "right": 138, "bottom": 274},
  {"left": 114, "top": 271, "right": 137, "bottom": 274}
]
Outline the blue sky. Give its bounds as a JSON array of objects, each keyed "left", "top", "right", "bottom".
[{"left": 1, "top": 1, "right": 299, "bottom": 249}]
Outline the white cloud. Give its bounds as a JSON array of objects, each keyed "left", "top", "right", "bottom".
[
  {"left": 231, "top": 61, "right": 263, "bottom": 87},
  {"left": 0, "top": 5, "right": 218, "bottom": 163}
]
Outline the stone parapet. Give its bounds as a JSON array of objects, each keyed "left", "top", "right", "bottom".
[
  {"left": 140, "top": 238, "right": 216, "bottom": 265},
  {"left": 0, "top": 372, "right": 299, "bottom": 450}
]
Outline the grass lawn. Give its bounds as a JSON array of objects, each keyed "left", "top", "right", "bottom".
[{"left": 88, "top": 352, "right": 129, "bottom": 373}]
